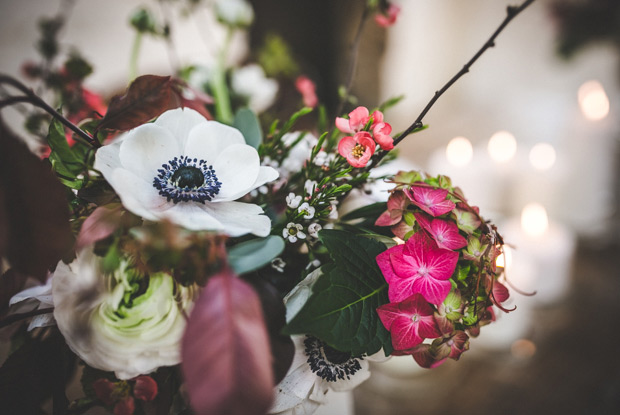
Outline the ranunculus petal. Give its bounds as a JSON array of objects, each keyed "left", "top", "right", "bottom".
[
  {"left": 154, "top": 107, "right": 207, "bottom": 150},
  {"left": 119, "top": 124, "right": 179, "bottom": 180},
  {"left": 212, "top": 144, "right": 260, "bottom": 200}
]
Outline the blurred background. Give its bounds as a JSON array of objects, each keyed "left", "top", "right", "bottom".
[{"left": 1, "top": 0, "right": 619, "bottom": 414}]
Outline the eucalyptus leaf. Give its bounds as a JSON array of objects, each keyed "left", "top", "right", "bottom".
[
  {"left": 283, "top": 230, "right": 393, "bottom": 356},
  {"left": 233, "top": 108, "right": 263, "bottom": 149},
  {"left": 228, "top": 236, "right": 285, "bottom": 275}
]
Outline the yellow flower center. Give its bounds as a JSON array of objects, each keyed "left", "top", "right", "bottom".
[{"left": 352, "top": 143, "right": 366, "bottom": 158}]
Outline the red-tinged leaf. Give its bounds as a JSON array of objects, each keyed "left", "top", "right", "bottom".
[
  {"left": 95, "top": 75, "right": 182, "bottom": 134},
  {"left": 181, "top": 269, "right": 274, "bottom": 415},
  {"left": 172, "top": 80, "right": 214, "bottom": 121},
  {"left": 0, "top": 119, "right": 73, "bottom": 283},
  {"left": 75, "top": 204, "right": 123, "bottom": 250}
]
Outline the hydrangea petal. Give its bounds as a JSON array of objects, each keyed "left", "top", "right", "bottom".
[
  {"left": 411, "top": 277, "right": 452, "bottom": 305},
  {"left": 376, "top": 244, "right": 404, "bottom": 284},
  {"left": 407, "top": 187, "right": 456, "bottom": 217}
]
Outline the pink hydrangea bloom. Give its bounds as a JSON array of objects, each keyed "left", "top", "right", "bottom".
[
  {"left": 374, "top": 4, "right": 401, "bottom": 28},
  {"left": 295, "top": 75, "right": 318, "bottom": 108},
  {"left": 414, "top": 212, "right": 467, "bottom": 251},
  {"left": 377, "top": 232, "right": 458, "bottom": 304},
  {"left": 372, "top": 122, "right": 394, "bottom": 150},
  {"left": 337, "top": 131, "right": 375, "bottom": 168},
  {"left": 376, "top": 293, "right": 441, "bottom": 350},
  {"left": 375, "top": 191, "right": 408, "bottom": 227},
  {"left": 406, "top": 186, "right": 456, "bottom": 217}
]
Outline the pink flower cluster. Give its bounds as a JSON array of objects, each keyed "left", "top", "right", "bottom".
[
  {"left": 374, "top": 173, "right": 510, "bottom": 368},
  {"left": 336, "top": 106, "right": 394, "bottom": 168},
  {"left": 93, "top": 375, "right": 158, "bottom": 415}
]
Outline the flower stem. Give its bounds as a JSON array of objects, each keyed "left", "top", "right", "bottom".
[
  {"left": 212, "top": 28, "right": 234, "bottom": 124},
  {"left": 129, "top": 32, "right": 143, "bottom": 82},
  {"left": 0, "top": 74, "right": 100, "bottom": 148},
  {"left": 0, "top": 308, "right": 54, "bottom": 329},
  {"left": 373, "top": 0, "right": 536, "bottom": 165}
]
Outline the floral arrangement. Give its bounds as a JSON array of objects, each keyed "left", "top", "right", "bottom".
[{"left": 0, "top": 0, "right": 534, "bottom": 414}]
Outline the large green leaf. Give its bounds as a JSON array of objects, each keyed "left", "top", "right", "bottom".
[
  {"left": 47, "top": 119, "right": 85, "bottom": 187},
  {"left": 228, "top": 236, "right": 285, "bottom": 275},
  {"left": 233, "top": 108, "right": 263, "bottom": 149},
  {"left": 283, "top": 230, "right": 393, "bottom": 356}
]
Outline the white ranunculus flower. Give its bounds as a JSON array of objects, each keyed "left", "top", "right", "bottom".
[
  {"left": 94, "top": 108, "right": 278, "bottom": 237},
  {"left": 269, "top": 268, "right": 381, "bottom": 415},
  {"left": 231, "top": 64, "right": 278, "bottom": 113},
  {"left": 52, "top": 249, "right": 196, "bottom": 380}
]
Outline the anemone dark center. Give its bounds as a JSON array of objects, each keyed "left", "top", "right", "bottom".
[
  {"left": 171, "top": 166, "right": 204, "bottom": 188},
  {"left": 323, "top": 345, "right": 352, "bottom": 365},
  {"left": 304, "top": 335, "right": 362, "bottom": 382}
]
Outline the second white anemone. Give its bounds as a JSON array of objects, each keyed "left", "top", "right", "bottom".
[{"left": 94, "top": 108, "right": 278, "bottom": 237}]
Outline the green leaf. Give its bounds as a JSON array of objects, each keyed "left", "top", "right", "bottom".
[
  {"left": 233, "top": 108, "right": 263, "bottom": 149},
  {"left": 228, "top": 236, "right": 285, "bottom": 275},
  {"left": 275, "top": 107, "right": 312, "bottom": 140},
  {"left": 283, "top": 230, "right": 393, "bottom": 356},
  {"left": 376, "top": 95, "right": 404, "bottom": 113},
  {"left": 47, "top": 119, "right": 85, "bottom": 183}
]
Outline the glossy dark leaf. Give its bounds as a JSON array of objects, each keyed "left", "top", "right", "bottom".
[
  {"left": 95, "top": 75, "right": 182, "bottom": 134},
  {"left": 0, "top": 119, "right": 73, "bottom": 282},
  {"left": 283, "top": 230, "right": 393, "bottom": 356},
  {"left": 181, "top": 269, "right": 274, "bottom": 415}
]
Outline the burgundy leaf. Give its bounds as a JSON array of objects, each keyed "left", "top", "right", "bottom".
[
  {"left": 0, "top": 118, "right": 73, "bottom": 282},
  {"left": 181, "top": 269, "right": 274, "bottom": 415},
  {"left": 95, "top": 75, "right": 182, "bottom": 134},
  {"left": 75, "top": 204, "right": 123, "bottom": 250}
]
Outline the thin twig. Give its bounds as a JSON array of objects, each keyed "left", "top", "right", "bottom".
[
  {"left": 374, "top": 0, "right": 536, "bottom": 165},
  {"left": 0, "top": 74, "right": 100, "bottom": 148},
  {"left": 334, "top": 6, "right": 370, "bottom": 118},
  {"left": 0, "top": 308, "right": 54, "bottom": 329}
]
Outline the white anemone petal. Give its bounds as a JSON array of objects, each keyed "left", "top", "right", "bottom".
[
  {"left": 118, "top": 123, "right": 179, "bottom": 180},
  {"left": 326, "top": 358, "right": 370, "bottom": 392},
  {"left": 155, "top": 107, "right": 206, "bottom": 149},
  {"left": 111, "top": 169, "right": 171, "bottom": 221},
  {"left": 211, "top": 144, "right": 260, "bottom": 200},
  {"left": 201, "top": 201, "right": 270, "bottom": 237},
  {"left": 93, "top": 139, "right": 124, "bottom": 178},
  {"left": 158, "top": 203, "right": 224, "bottom": 232},
  {"left": 184, "top": 121, "right": 245, "bottom": 162}
]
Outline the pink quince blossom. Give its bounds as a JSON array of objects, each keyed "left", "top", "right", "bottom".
[
  {"left": 377, "top": 231, "right": 458, "bottom": 304},
  {"left": 335, "top": 106, "right": 385, "bottom": 134},
  {"left": 406, "top": 186, "right": 456, "bottom": 217},
  {"left": 372, "top": 122, "right": 394, "bottom": 150},
  {"left": 295, "top": 75, "right": 318, "bottom": 108},
  {"left": 376, "top": 293, "right": 441, "bottom": 350},
  {"left": 414, "top": 212, "right": 467, "bottom": 251},
  {"left": 374, "top": 4, "right": 401, "bottom": 28},
  {"left": 338, "top": 131, "right": 375, "bottom": 168}
]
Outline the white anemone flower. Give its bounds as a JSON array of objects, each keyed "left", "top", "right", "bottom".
[
  {"left": 52, "top": 249, "right": 196, "bottom": 380},
  {"left": 214, "top": 0, "right": 254, "bottom": 27},
  {"left": 94, "top": 108, "right": 278, "bottom": 237},
  {"left": 269, "top": 268, "right": 383, "bottom": 415}
]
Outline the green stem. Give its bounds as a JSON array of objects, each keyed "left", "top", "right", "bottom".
[
  {"left": 129, "top": 32, "right": 143, "bottom": 82},
  {"left": 212, "top": 28, "right": 234, "bottom": 124}
]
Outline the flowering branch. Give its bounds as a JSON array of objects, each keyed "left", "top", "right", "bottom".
[
  {"left": 0, "top": 308, "right": 53, "bottom": 329},
  {"left": 378, "top": 0, "right": 536, "bottom": 161},
  {"left": 0, "top": 74, "right": 100, "bottom": 148}
]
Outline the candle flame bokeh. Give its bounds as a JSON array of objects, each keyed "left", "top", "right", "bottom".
[
  {"left": 529, "top": 143, "right": 556, "bottom": 171},
  {"left": 488, "top": 130, "right": 517, "bottom": 163},
  {"left": 521, "top": 203, "right": 549, "bottom": 238},
  {"left": 446, "top": 136, "right": 473, "bottom": 166},
  {"left": 578, "top": 80, "right": 610, "bottom": 121}
]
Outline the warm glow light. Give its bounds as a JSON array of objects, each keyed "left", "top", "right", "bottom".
[
  {"left": 445, "top": 136, "right": 473, "bottom": 167},
  {"left": 511, "top": 339, "right": 536, "bottom": 359},
  {"left": 578, "top": 80, "right": 610, "bottom": 121},
  {"left": 521, "top": 203, "right": 548, "bottom": 238},
  {"left": 529, "top": 143, "right": 556, "bottom": 171},
  {"left": 488, "top": 131, "right": 517, "bottom": 163},
  {"left": 495, "top": 246, "right": 513, "bottom": 270}
]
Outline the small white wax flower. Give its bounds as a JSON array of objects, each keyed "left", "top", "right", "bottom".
[
  {"left": 298, "top": 202, "right": 315, "bottom": 220},
  {"left": 52, "top": 250, "right": 196, "bottom": 379},
  {"left": 214, "top": 0, "right": 254, "bottom": 27},
  {"left": 328, "top": 200, "right": 339, "bottom": 220},
  {"left": 308, "top": 223, "right": 322, "bottom": 239},
  {"left": 231, "top": 64, "right": 278, "bottom": 113},
  {"left": 286, "top": 193, "right": 302, "bottom": 209},
  {"left": 304, "top": 180, "right": 318, "bottom": 195},
  {"left": 280, "top": 132, "right": 317, "bottom": 174},
  {"left": 283, "top": 223, "right": 306, "bottom": 243},
  {"left": 94, "top": 108, "right": 278, "bottom": 237}
]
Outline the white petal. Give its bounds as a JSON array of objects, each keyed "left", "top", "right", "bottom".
[
  {"left": 211, "top": 144, "right": 260, "bottom": 200},
  {"left": 219, "top": 165, "right": 279, "bottom": 202},
  {"left": 184, "top": 121, "right": 245, "bottom": 163},
  {"left": 158, "top": 203, "right": 224, "bottom": 231},
  {"left": 118, "top": 123, "right": 179, "bottom": 180},
  {"left": 93, "top": 138, "right": 123, "bottom": 178},
  {"left": 201, "top": 201, "right": 271, "bottom": 236},
  {"left": 154, "top": 107, "right": 207, "bottom": 150},
  {"left": 110, "top": 169, "right": 170, "bottom": 221},
  {"left": 271, "top": 364, "right": 317, "bottom": 412}
]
